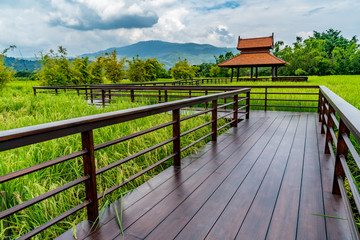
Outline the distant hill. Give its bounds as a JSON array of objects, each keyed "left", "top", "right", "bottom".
[
  {"left": 4, "top": 57, "right": 41, "bottom": 72},
  {"left": 4, "top": 40, "right": 237, "bottom": 71},
  {"left": 81, "top": 40, "right": 237, "bottom": 68}
]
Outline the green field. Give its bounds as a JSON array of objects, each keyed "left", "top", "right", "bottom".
[{"left": 1, "top": 75, "right": 360, "bottom": 238}]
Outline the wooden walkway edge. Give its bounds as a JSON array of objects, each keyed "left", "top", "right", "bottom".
[{"left": 57, "top": 111, "right": 352, "bottom": 240}]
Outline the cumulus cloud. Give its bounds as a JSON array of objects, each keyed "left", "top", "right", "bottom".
[{"left": 48, "top": 0, "right": 159, "bottom": 30}]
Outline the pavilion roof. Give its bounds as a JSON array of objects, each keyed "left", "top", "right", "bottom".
[
  {"left": 218, "top": 52, "right": 289, "bottom": 67},
  {"left": 237, "top": 35, "right": 273, "bottom": 50}
]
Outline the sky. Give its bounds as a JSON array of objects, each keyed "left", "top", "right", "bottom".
[{"left": 1, "top": 0, "right": 359, "bottom": 58}]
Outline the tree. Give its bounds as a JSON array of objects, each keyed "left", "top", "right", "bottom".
[
  {"left": 102, "top": 50, "right": 126, "bottom": 83},
  {"left": 127, "top": 56, "right": 168, "bottom": 82},
  {"left": 0, "top": 46, "right": 16, "bottom": 88},
  {"left": 72, "top": 57, "right": 91, "bottom": 85},
  {"left": 169, "top": 58, "right": 199, "bottom": 80},
  {"left": 89, "top": 56, "right": 104, "bottom": 84}
]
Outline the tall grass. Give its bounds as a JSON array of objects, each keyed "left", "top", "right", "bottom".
[{"left": 0, "top": 81, "right": 228, "bottom": 239}]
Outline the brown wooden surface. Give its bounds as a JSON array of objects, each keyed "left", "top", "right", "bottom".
[{"left": 57, "top": 111, "right": 352, "bottom": 240}]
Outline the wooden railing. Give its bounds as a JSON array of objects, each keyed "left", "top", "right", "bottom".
[
  {"left": 33, "top": 85, "right": 319, "bottom": 111},
  {"left": 319, "top": 86, "right": 360, "bottom": 239},
  {"left": 0, "top": 88, "right": 250, "bottom": 239}
]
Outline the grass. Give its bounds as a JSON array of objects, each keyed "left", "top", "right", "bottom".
[
  {"left": 1, "top": 75, "right": 360, "bottom": 238},
  {"left": 0, "top": 80, "right": 229, "bottom": 239}
]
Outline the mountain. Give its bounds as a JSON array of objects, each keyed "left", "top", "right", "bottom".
[
  {"left": 4, "top": 56, "right": 41, "bottom": 72},
  {"left": 81, "top": 40, "right": 237, "bottom": 68}
]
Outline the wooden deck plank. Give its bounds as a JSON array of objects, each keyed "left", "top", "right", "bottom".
[
  {"left": 296, "top": 114, "right": 327, "bottom": 239},
  {"left": 116, "top": 116, "right": 282, "bottom": 239},
  {"left": 265, "top": 114, "right": 308, "bottom": 240},
  {"left": 56, "top": 111, "right": 353, "bottom": 240},
  {"left": 142, "top": 116, "right": 286, "bottom": 240},
  {"left": 82, "top": 117, "right": 274, "bottom": 240},
  {"left": 202, "top": 116, "right": 292, "bottom": 240},
  {"left": 234, "top": 115, "right": 300, "bottom": 239}
]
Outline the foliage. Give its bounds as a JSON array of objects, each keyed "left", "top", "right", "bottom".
[
  {"left": 169, "top": 58, "right": 199, "bottom": 80},
  {"left": 274, "top": 29, "right": 360, "bottom": 76},
  {"left": 0, "top": 55, "right": 14, "bottom": 89},
  {"left": 102, "top": 50, "right": 126, "bottom": 83},
  {"left": 127, "top": 56, "right": 168, "bottom": 82},
  {"left": 36, "top": 48, "right": 125, "bottom": 86}
]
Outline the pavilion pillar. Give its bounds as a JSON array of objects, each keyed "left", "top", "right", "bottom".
[
  {"left": 231, "top": 68, "right": 234, "bottom": 82},
  {"left": 251, "top": 67, "right": 253, "bottom": 78},
  {"left": 236, "top": 67, "right": 240, "bottom": 81},
  {"left": 255, "top": 67, "right": 258, "bottom": 78},
  {"left": 272, "top": 66, "right": 275, "bottom": 78}
]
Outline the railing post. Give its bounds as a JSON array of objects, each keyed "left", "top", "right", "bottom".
[
  {"left": 264, "top": 87, "right": 268, "bottom": 111},
  {"left": 76, "top": 89, "right": 80, "bottom": 96},
  {"left": 55, "top": 88, "right": 58, "bottom": 95},
  {"left": 90, "top": 89, "right": 93, "bottom": 104},
  {"left": 108, "top": 90, "right": 111, "bottom": 103},
  {"left": 101, "top": 90, "right": 105, "bottom": 107},
  {"left": 332, "top": 119, "right": 350, "bottom": 194},
  {"left": 325, "top": 103, "right": 335, "bottom": 154},
  {"left": 233, "top": 95, "right": 238, "bottom": 127},
  {"left": 318, "top": 91, "right": 324, "bottom": 122},
  {"left": 246, "top": 91, "right": 250, "bottom": 119},
  {"left": 321, "top": 97, "right": 327, "bottom": 134},
  {"left": 130, "top": 90, "right": 135, "bottom": 102},
  {"left": 212, "top": 100, "right": 218, "bottom": 142},
  {"left": 173, "top": 109, "right": 181, "bottom": 166},
  {"left": 81, "top": 130, "right": 99, "bottom": 222},
  {"left": 159, "top": 90, "right": 161, "bottom": 103},
  {"left": 33, "top": 88, "right": 37, "bottom": 96},
  {"left": 85, "top": 88, "right": 88, "bottom": 100},
  {"left": 165, "top": 90, "right": 168, "bottom": 102}
]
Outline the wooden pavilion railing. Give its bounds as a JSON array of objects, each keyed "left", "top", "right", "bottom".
[
  {"left": 33, "top": 85, "right": 319, "bottom": 111},
  {"left": 319, "top": 86, "right": 360, "bottom": 239},
  {"left": 0, "top": 88, "right": 250, "bottom": 239}
]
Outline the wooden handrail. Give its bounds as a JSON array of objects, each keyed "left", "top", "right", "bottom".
[
  {"left": 0, "top": 88, "right": 250, "bottom": 239},
  {"left": 319, "top": 85, "right": 360, "bottom": 239}
]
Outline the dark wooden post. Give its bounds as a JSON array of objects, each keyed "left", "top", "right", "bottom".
[
  {"left": 33, "top": 88, "right": 37, "bottom": 96},
  {"left": 90, "top": 89, "right": 93, "bottom": 104},
  {"left": 76, "top": 89, "right": 80, "bottom": 96},
  {"left": 165, "top": 90, "right": 168, "bottom": 102},
  {"left": 55, "top": 88, "right": 58, "bottom": 95},
  {"left": 108, "top": 90, "right": 111, "bottom": 103},
  {"left": 231, "top": 68, "right": 233, "bottom": 82},
  {"left": 101, "top": 90, "right": 105, "bottom": 107},
  {"left": 233, "top": 95, "right": 238, "bottom": 127},
  {"left": 320, "top": 97, "right": 327, "bottom": 134},
  {"left": 189, "top": 90, "right": 191, "bottom": 98},
  {"left": 246, "top": 92, "right": 250, "bottom": 119},
  {"left": 251, "top": 67, "right": 253, "bottom": 78},
  {"left": 173, "top": 109, "right": 181, "bottom": 166},
  {"left": 325, "top": 103, "right": 335, "bottom": 154},
  {"left": 205, "top": 90, "right": 208, "bottom": 109},
  {"left": 130, "top": 90, "right": 135, "bottom": 102},
  {"left": 332, "top": 119, "right": 350, "bottom": 194},
  {"left": 85, "top": 88, "right": 88, "bottom": 100},
  {"left": 212, "top": 100, "right": 218, "bottom": 142},
  {"left": 236, "top": 67, "right": 240, "bottom": 81},
  {"left": 264, "top": 87, "right": 268, "bottom": 111},
  {"left": 81, "top": 130, "right": 99, "bottom": 222},
  {"left": 158, "top": 90, "right": 161, "bottom": 103},
  {"left": 255, "top": 67, "right": 258, "bottom": 78}
]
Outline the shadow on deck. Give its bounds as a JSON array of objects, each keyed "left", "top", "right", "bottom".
[{"left": 58, "top": 111, "right": 351, "bottom": 240}]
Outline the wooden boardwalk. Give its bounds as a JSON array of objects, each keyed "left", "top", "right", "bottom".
[{"left": 59, "top": 111, "right": 352, "bottom": 240}]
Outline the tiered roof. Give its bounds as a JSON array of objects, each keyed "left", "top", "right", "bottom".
[{"left": 218, "top": 34, "right": 288, "bottom": 68}]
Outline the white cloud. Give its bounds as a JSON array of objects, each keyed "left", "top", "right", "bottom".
[{"left": 0, "top": 0, "right": 360, "bottom": 57}]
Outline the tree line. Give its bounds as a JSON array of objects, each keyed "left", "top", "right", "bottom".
[{"left": 1, "top": 29, "right": 359, "bottom": 88}]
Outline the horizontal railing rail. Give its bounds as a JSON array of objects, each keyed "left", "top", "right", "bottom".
[
  {"left": 33, "top": 85, "right": 319, "bottom": 111},
  {"left": 319, "top": 85, "right": 360, "bottom": 239},
  {"left": 0, "top": 88, "right": 250, "bottom": 239}
]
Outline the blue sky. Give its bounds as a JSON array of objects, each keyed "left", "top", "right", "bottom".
[{"left": 0, "top": 0, "right": 359, "bottom": 58}]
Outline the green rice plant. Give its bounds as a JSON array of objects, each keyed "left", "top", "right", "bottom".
[{"left": 0, "top": 81, "right": 231, "bottom": 239}]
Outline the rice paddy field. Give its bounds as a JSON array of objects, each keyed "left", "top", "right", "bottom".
[{"left": 1, "top": 75, "right": 360, "bottom": 239}]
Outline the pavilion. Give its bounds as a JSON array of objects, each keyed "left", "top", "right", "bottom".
[{"left": 218, "top": 33, "right": 289, "bottom": 80}]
